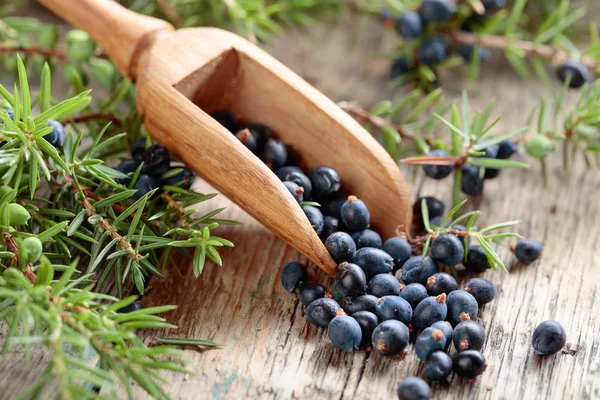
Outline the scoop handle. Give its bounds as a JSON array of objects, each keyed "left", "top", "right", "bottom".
[{"left": 38, "top": 0, "right": 174, "bottom": 79}]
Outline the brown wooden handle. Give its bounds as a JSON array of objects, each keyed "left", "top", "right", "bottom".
[{"left": 38, "top": 0, "right": 174, "bottom": 79}]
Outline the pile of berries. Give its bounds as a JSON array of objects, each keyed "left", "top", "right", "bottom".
[
  {"left": 390, "top": 0, "right": 591, "bottom": 89},
  {"left": 115, "top": 138, "right": 195, "bottom": 199},
  {"left": 421, "top": 139, "right": 518, "bottom": 196}
]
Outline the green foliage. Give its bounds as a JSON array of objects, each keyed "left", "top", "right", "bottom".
[
  {"left": 0, "top": 56, "right": 233, "bottom": 398},
  {"left": 119, "top": 0, "right": 345, "bottom": 42}
]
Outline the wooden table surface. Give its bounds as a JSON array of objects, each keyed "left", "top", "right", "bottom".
[{"left": 3, "top": 9, "right": 600, "bottom": 400}]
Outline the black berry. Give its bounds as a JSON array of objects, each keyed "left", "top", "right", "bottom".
[
  {"left": 163, "top": 167, "right": 195, "bottom": 189},
  {"left": 328, "top": 316, "right": 362, "bottom": 352},
  {"left": 235, "top": 128, "right": 257, "bottom": 153},
  {"left": 458, "top": 44, "right": 490, "bottom": 62},
  {"left": 464, "top": 278, "right": 496, "bottom": 306},
  {"left": 352, "top": 229, "right": 382, "bottom": 249},
  {"left": 368, "top": 273, "right": 401, "bottom": 297},
  {"left": 413, "top": 196, "right": 445, "bottom": 220},
  {"left": 395, "top": 11, "right": 423, "bottom": 40},
  {"left": 262, "top": 139, "right": 287, "bottom": 170},
  {"left": 280, "top": 261, "right": 307, "bottom": 292},
  {"left": 399, "top": 283, "right": 428, "bottom": 308},
  {"left": 453, "top": 320, "right": 485, "bottom": 352},
  {"left": 465, "top": 245, "right": 491, "bottom": 272},
  {"left": 298, "top": 282, "right": 326, "bottom": 306},
  {"left": 340, "top": 196, "right": 370, "bottom": 232},
  {"left": 116, "top": 159, "right": 141, "bottom": 185},
  {"left": 309, "top": 166, "right": 341, "bottom": 198},
  {"left": 452, "top": 350, "right": 486, "bottom": 379},
  {"left": 342, "top": 294, "right": 378, "bottom": 315},
  {"left": 532, "top": 320, "right": 566, "bottom": 355},
  {"left": 284, "top": 171, "right": 312, "bottom": 196},
  {"left": 401, "top": 256, "right": 439, "bottom": 285},
  {"left": 422, "top": 150, "right": 453, "bottom": 180},
  {"left": 325, "top": 232, "right": 356, "bottom": 264},
  {"left": 515, "top": 239, "right": 543, "bottom": 264},
  {"left": 372, "top": 320, "right": 410, "bottom": 356},
  {"left": 131, "top": 137, "right": 147, "bottom": 161},
  {"left": 446, "top": 290, "right": 478, "bottom": 324},
  {"left": 557, "top": 60, "right": 590, "bottom": 89},
  {"left": 497, "top": 139, "right": 517, "bottom": 160},
  {"left": 320, "top": 216, "right": 340, "bottom": 241},
  {"left": 210, "top": 110, "right": 239, "bottom": 133},
  {"left": 117, "top": 300, "right": 142, "bottom": 313},
  {"left": 335, "top": 262, "right": 367, "bottom": 297},
  {"left": 275, "top": 166, "right": 303, "bottom": 181},
  {"left": 302, "top": 205, "right": 324, "bottom": 234},
  {"left": 419, "top": 0, "right": 456, "bottom": 23},
  {"left": 396, "top": 377, "right": 431, "bottom": 400},
  {"left": 142, "top": 144, "right": 170, "bottom": 177},
  {"left": 246, "top": 123, "right": 273, "bottom": 149},
  {"left": 376, "top": 295, "right": 413, "bottom": 325},
  {"left": 352, "top": 247, "right": 394, "bottom": 278},
  {"left": 461, "top": 165, "right": 484, "bottom": 196},
  {"left": 412, "top": 294, "right": 447, "bottom": 331},
  {"left": 391, "top": 58, "right": 414, "bottom": 79},
  {"left": 415, "top": 327, "right": 447, "bottom": 360},
  {"left": 133, "top": 174, "right": 157, "bottom": 199},
  {"left": 45, "top": 120, "right": 65, "bottom": 149},
  {"left": 352, "top": 310, "right": 379, "bottom": 346},
  {"left": 426, "top": 272, "right": 458, "bottom": 296},
  {"left": 305, "top": 298, "right": 340, "bottom": 327},
  {"left": 283, "top": 181, "right": 304, "bottom": 205},
  {"left": 431, "top": 234, "right": 464, "bottom": 266},
  {"left": 320, "top": 196, "right": 346, "bottom": 219},
  {"left": 417, "top": 38, "right": 449, "bottom": 66},
  {"left": 424, "top": 351, "right": 453, "bottom": 382}
]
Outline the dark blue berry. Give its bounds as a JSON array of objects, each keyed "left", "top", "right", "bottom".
[
  {"left": 343, "top": 294, "right": 378, "bottom": 315},
  {"left": 557, "top": 60, "right": 590, "bottom": 89},
  {"left": 368, "top": 274, "right": 401, "bottom": 297},
  {"left": 401, "top": 256, "right": 439, "bottom": 285},
  {"left": 340, "top": 196, "right": 370, "bottom": 232},
  {"left": 328, "top": 316, "right": 362, "bottom": 352},
  {"left": 309, "top": 166, "right": 341, "bottom": 197},
  {"left": 413, "top": 196, "right": 445, "bottom": 220},
  {"left": 376, "top": 295, "right": 412, "bottom": 325},
  {"left": 453, "top": 320, "right": 485, "bottom": 352},
  {"left": 117, "top": 300, "right": 142, "bottom": 313},
  {"left": 419, "top": 0, "right": 456, "bottom": 23},
  {"left": 305, "top": 298, "right": 341, "bottom": 327},
  {"left": 465, "top": 245, "right": 490, "bottom": 272},
  {"left": 391, "top": 58, "right": 414, "bottom": 79},
  {"left": 482, "top": 0, "right": 505, "bottom": 10},
  {"left": 481, "top": 144, "right": 500, "bottom": 159},
  {"left": 458, "top": 44, "right": 490, "bottom": 62},
  {"left": 426, "top": 272, "right": 458, "bottom": 295},
  {"left": 532, "top": 320, "right": 566, "bottom": 355},
  {"left": 452, "top": 224, "right": 470, "bottom": 248},
  {"left": 246, "top": 123, "right": 273, "bottom": 149},
  {"left": 417, "top": 38, "right": 449, "bottom": 66},
  {"left": 131, "top": 137, "right": 148, "bottom": 161},
  {"left": 280, "top": 261, "right": 307, "bottom": 292},
  {"left": 133, "top": 174, "right": 157, "bottom": 199},
  {"left": 395, "top": 11, "right": 423, "bottom": 40},
  {"left": 302, "top": 205, "right": 324, "bottom": 234},
  {"left": 44, "top": 120, "right": 66, "bottom": 149},
  {"left": 416, "top": 327, "right": 447, "bottom": 360},
  {"left": 352, "top": 247, "right": 394, "bottom": 278},
  {"left": 397, "top": 377, "right": 431, "bottom": 400},
  {"left": 383, "top": 237, "right": 412, "bottom": 271},
  {"left": 422, "top": 150, "right": 453, "bottom": 179},
  {"left": 116, "top": 159, "right": 141, "bottom": 185},
  {"left": 352, "top": 229, "right": 382, "bottom": 249},
  {"left": 431, "top": 320, "right": 453, "bottom": 349},
  {"left": 464, "top": 278, "right": 496, "bottom": 306},
  {"left": 298, "top": 282, "right": 326, "bottom": 306},
  {"left": 335, "top": 262, "right": 367, "bottom": 297},
  {"left": 446, "top": 290, "right": 478, "bottom": 324},
  {"left": 235, "top": 128, "right": 257, "bottom": 153},
  {"left": 320, "top": 196, "right": 346, "bottom": 219},
  {"left": 399, "top": 283, "right": 428, "bottom": 308},
  {"left": 424, "top": 351, "right": 453, "bottom": 382},
  {"left": 461, "top": 165, "right": 484, "bottom": 196},
  {"left": 431, "top": 234, "right": 464, "bottom": 266},
  {"left": 275, "top": 166, "right": 303, "bottom": 181},
  {"left": 372, "top": 320, "right": 410, "bottom": 356},
  {"left": 283, "top": 181, "right": 304, "bottom": 205},
  {"left": 284, "top": 171, "right": 312, "bottom": 196},
  {"left": 429, "top": 216, "right": 449, "bottom": 228},
  {"left": 211, "top": 110, "right": 239, "bottom": 133},
  {"left": 163, "top": 167, "right": 195, "bottom": 189},
  {"left": 262, "top": 139, "right": 287, "bottom": 170},
  {"left": 320, "top": 216, "right": 340, "bottom": 241},
  {"left": 412, "top": 294, "right": 448, "bottom": 331},
  {"left": 515, "top": 239, "right": 543, "bottom": 264},
  {"left": 484, "top": 168, "right": 500, "bottom": 179},
  {"left": 325, "top": 232, "right": 356, "bottom": 264},
  {"left": 497, "top": 139, "right": 517, "bottom": 160},
  {"left": 352, "top": 311, "right": 379, "bottom": 346},
  {"left": 3, "top": 109, "right": 15, "bottom": 121},
  {"left": 452, "top": 350, "right": 486, "bottom": 379},
  {"left": 142, "top": 144, "right": 170, "bottom": 177}
]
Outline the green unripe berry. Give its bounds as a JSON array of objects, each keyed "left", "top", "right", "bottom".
[
  {"left": 7, "top": 203, "right": 30, "bottom": 226},
  {"left": 63, "top": 63, "right": 89, "bottom": 86},
  {"left": 526, "top": 135, "right": 554, "bottom": 159},
  {"left": 0, "top": 185, "right": 13, "bottom": 198},
  {"left": 66, "top": 30, "right": 96, "bottom": 61},
  {"left": 90, "top": 58, "right": 118, "bottom": 89},
  {"left": 23, "top": 237, "right": 43, "bottom": 263}
]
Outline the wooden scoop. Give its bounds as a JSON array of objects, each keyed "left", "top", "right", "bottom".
[{"left": 39, "top": 0, "right": 412, "bottom": 276}]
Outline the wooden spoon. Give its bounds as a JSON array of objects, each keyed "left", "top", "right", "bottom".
[{"left": 38, "top": 0, "right": 412, "bottom": 276}]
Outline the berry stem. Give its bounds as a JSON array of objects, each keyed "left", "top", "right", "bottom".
[
  {"left": 337, "top": 101, "right": 429, "bottom": 144},
  {"left": 0, "top": 44, "right": 67, "bottom": 61},
  {"left": 450, "top": 31, "right": 599, "bottom": 70}
]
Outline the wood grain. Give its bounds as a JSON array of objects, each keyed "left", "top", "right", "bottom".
[{"left": 2, "top": 9, "right": 600, "bottom": 400}]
